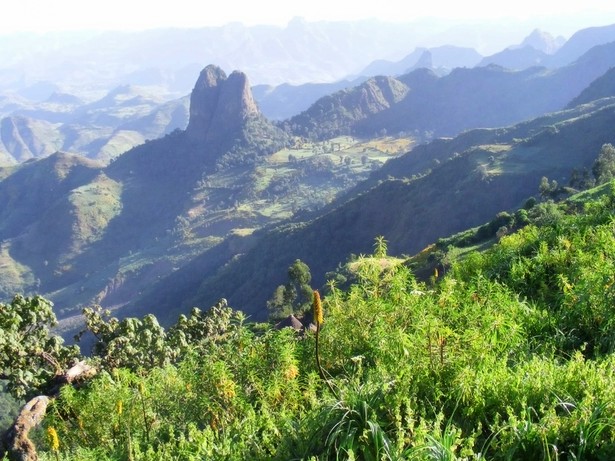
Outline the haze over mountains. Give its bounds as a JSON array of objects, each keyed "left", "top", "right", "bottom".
[
  {"left": 2, "top": 19, "right": 615, "bottom": 327},
  {"left": 0, "top": 17, "right": 584, "bottom": 95},
  {"left": 3, "top": 21, "right": 615, "bottom": 164}
]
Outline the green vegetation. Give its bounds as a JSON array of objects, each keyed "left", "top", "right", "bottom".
[
  {"left": 286, "top": 76, "right": 410, "bottom": 141},
  {"left": 0, "top": 382, "right": 20, "bottom": 434},
  {"left": 267, "top": 259, "right": 313, "bottom": 319},
  {"left": 2, "top": 182, "right": 615, "bottom": 459},
  {"left": 0, "top": 123, "right": 408, "bottom": 320}
]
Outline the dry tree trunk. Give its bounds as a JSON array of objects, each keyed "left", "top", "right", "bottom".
[
  {"left": 2, "top": 361, "right": 97, "bottom": 461},
  {"left": 3, "top": 396, "right": 50, "bottom": 461}
]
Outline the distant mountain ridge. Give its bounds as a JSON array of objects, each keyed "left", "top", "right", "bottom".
[
  {"left": 289, "top": 40, "right": 615, "bottom": 140},
  {"left": 0, "top": 86, "right": 190, "bottom": 164},
  {"left": 480, "top": 23, "right": 615, "bottom": 70},
  {"left": 358, "top": 46, "right": 483, "bottom": 77},
  {"left": 548, "top": 23, "right": 615, "bottom": 68},
  {"left": 520, "top": 29, "right": 565, "bottom": 54},
  {"left": 478, "top": 46, "right": 548, "bottom": 70},
  {"left": 3, "top": 22, "right": 615, "bottom": 166},
  {"left": 0, "top": 18, "right": 478, "bottom": 96}
]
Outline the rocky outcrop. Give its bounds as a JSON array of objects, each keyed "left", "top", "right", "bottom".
[{"left": 186, "top": 65, "right": 259, "bottom": 144}]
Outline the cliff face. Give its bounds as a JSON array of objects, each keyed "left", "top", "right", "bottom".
[{"left": 186, "top": 65, "right": 259, "bottom": 144}]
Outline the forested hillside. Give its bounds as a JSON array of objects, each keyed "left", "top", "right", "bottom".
[
  {"left": 140, "top": 96, "right": 615, "bottom": 322},
  {"left": 2, "top": 181, "right": 615, "bottom": 459}
]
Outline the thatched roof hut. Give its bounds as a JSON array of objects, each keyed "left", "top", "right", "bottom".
[{"left": 274, "top": 314, "right": 305, "bottom": 331}]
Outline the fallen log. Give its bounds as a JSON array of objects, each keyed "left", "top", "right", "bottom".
[{"left": 2, "top": 361, "right": 96, "bottom": 461}]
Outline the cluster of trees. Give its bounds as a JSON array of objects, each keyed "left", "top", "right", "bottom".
[
  {"left": 541, "top": 143, "right": 615, "bottom": 198},
  {"left": 267, "top": 259, "right": 313, "bottom": 319},
  {"left": 2, "top": 182, "right": 615, "bottom": 460}
]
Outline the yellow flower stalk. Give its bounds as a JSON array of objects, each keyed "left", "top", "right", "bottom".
[
  {"left": 313, "top": 290, "right": 323, "bottom": 326},
  {"left": 218, "top": 377, "right": 236, "bottom": 400},
  {"left": 47, "top": 426, "right": 60, "bottom": 452},
  {"left": 116, "top": 400, "right": 123, "bottom": 416},
  {"left": 283, "top": 363, "right": 299, "bottom": 381}
]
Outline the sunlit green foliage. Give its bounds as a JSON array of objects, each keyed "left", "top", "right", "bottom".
[
  {"left": 0, "top": 295, "right": 79, "bottom": 399},
  {"left": 267, "top": 259, "right": 313, "bottom": 318},
  {"left": 3, "top": 183, "right": 615, "bottom": 460},
  {"left": 454, "top": 183, "right": 615, "bottom": 356}
]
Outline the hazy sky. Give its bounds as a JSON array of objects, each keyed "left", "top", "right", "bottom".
[{"left": 2, "top": 0, "right": 615, "bottom": 36}]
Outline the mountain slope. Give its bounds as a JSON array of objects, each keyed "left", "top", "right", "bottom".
[
  {"left": 252, "top": 78, "right": 365, "bottom": 121},
  {"left": 294, "top": 40, "right": 615, "bottom": 140},
  {"left": 287, "top": 76, "right": 410, "bottom": 139},
  {"left": 5, "top": 44, "right": 615, "bottom": 324},
  {"left": 567, "top": 67, "right": 615, "bottom": 107},
  {"left": 140, "top": 98, "right": 615, "bottom": 321},
  {"left": 0, "top": 64, "right": 289, "bottom": 311},
  {"left": 4, "top": 64, "right": 397, "bottom": 319}
]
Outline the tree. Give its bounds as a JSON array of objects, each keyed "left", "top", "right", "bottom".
[
  {"left": 539, "top": 176, "right": 564, "bottom": 200},
  {"left": 267, "top": 259, "right": 313, "bottom": 319},
  {"left": 78, "top": 306, "right": 174, "bottom": 371},
  {"left": 2, "top": 296, "right": 243, "bottom": 460},
  {"left": 373, "top": 236, "right": 388, "bottom": 258},
  {"left": 569, "top": 167, "right": 595, "bottom": 191},
  {"left": 0, "top": 295, "right": 80, "bottom": 399},
  {"left": 592, "top": 143, "right": 615, "bottom": 185},
  {"left": 0, "top": 296, "right": 93, "bottom": 461}
]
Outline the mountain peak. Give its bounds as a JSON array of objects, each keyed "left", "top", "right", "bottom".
[
  {"left": 186, "top": 64, "right": 259, "bottom": 144},
  {"left": 520, "top": 28, "right": 565, "bottom": 54}
]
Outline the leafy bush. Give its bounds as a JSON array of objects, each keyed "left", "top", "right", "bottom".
[{"left": 4, "top": 184, "right": 615, "bottom": 460}]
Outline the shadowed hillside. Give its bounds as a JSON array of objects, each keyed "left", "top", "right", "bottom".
[
  {"left": 137, "top": 98, "right": 615, "bottom": 321},
  {"left": 0, "top": 65, "right": 289, "bottom": 313}
]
